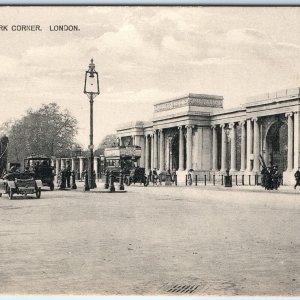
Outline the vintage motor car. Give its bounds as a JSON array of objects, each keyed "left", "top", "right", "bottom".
[
  {"left": 24, "top": 155, "right": 55, "bottom": 190},
  {"left": 124, "top": 167, "right": 148, "bottom": 186},
  {"left": 0, "top": 170, "right": 43, "bottom": 199}
]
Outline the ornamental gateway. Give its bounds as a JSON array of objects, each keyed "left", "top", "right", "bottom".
[{"left": 115, "top": 87, "right": 300, "bottom": 185}]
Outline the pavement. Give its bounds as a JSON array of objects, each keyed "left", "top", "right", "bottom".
[{"left": 0, "top": 181, "right": 299, "bottom": 295}]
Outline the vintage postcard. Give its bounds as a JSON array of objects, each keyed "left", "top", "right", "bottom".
[{"left": 0, "top": 6, "right": 299, "bottom": 296}]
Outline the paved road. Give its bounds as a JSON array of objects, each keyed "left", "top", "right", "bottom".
[{"left": 0, "top": 184, "right": 299, "bottom": 295}]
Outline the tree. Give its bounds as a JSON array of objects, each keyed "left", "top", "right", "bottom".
[
  {"left": 4, "top": 103, "right": 78, "bottom": 163},
  {"left": 94, "top": 134, "right": 118, "bottom": 156}
]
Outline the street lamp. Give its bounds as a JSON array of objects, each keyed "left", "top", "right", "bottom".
[
  {"left": 84, "top": 59, "right": 100, "bottom": 190},
  {"left": 224, "top": 125, "right": 232, "bottom": 187}
]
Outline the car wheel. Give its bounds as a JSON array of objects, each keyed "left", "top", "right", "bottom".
[{"left": 36, "top": 188, "right": 41, "bottom": 199}]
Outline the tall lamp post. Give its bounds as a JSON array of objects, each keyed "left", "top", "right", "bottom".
[
  {"left": 84, "top": 59, "right": 100, "bottom": 189},
  {"left": 224, "top": 126, "right": 232, "bottom": 187}
]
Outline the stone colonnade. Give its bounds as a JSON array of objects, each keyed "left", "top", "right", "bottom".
[
  {"left": 52, "top": 156, "right": 101, "bottom": 179},
  {"left": 131, "top": 125, "right": 195, "bottom": 173},
  {"left": 212, "top": 113, "right": 297, "bottom": 174}
]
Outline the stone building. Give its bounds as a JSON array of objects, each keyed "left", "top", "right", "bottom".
[{"left": 116, "top": 88, "right": 300, "bottom": 185}]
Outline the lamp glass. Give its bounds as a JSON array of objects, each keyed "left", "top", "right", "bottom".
[{"left": 85, "top": 72, "right": 99, "bottom": 94}]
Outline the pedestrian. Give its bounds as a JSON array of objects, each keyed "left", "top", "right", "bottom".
[
  {"left": 171, "top": 169, "right": 176, "bottom": 182},
  {"left": 271, "top": 165, "right": 280, "bottom": 190},
  {"left": 59, "top": 167, "right": 67, "bottom": 189},
  {"left": 187, "top": 169, "right": 193, "bottom": 185},
  {"left": 66, "top": 163, "right": 71, "bottom": 188},
  {"left": 148, "top": 169, "right": 152, "bottom": 184},
  {"left": 152, "top": 168, "right": 158, "bottom": 184},
  {"left": 294, "top": 167, "right": 300, "bottom": 189}
]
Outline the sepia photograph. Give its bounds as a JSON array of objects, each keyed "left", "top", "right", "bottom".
[{"left": 0, "top": 5, "right": 299, "bottom": 296}]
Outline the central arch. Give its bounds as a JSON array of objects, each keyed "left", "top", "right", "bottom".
[
  {"left": 265, "top": 120, "right": 288, "bottom": 173},
  {"left": 169, "top": 131, "right": 186, "bottom": 171}
]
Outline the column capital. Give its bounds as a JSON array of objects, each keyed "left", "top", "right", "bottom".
[
  {"left": 186, "top": 125, "right": 194, "bottom": 130},
  {"left": 251, "top": 117, "right": 258, "bottom": 122},
  {"left": 239, "top": 120, "right": 246, "bottom": 126},
  {"left": 285, "top": 112, "right": 294, "bottom": 118},
  {"left": 229, "top": 122, "right": 235, "bottom": 129},
  {"left": 158, "top": 128, "right": 164, "bottom": 135},
  {"left": 178, "top": 125, "right": 183, "bottom": 130},
  {"left": 220, "top": 123, "right": 226, "bottom": 128},
  {"left": 211, "top": 124, "right": 217, "bottom": 129}
]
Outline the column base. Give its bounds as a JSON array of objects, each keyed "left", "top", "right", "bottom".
[{"left": 283, "top": 170, "right": 295, "bottom": 186}]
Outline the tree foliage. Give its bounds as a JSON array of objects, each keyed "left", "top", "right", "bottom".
[
  {"left": 94, "top": 134, "right": 117, "bottom": 156},
  {"left": 4, "top": 103, "right": 78, "bottom": 162}
]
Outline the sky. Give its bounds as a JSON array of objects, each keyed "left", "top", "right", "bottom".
[{"left": 1, "top": 6, "right": 300, "bottom": 148}]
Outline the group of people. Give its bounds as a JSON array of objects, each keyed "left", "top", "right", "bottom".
[
  {"left": 57, "top": 163, "right": 72, "bottom": 189},
  {"left": 261, "top": 165, "right": 281, "bottom": 190},
  {"left": 147, "top": 168, "right": 177, "bottom": 184}
]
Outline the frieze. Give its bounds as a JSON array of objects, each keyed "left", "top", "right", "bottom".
[{"left": 154, "top": 96, "right": 223, "bottom": 113}]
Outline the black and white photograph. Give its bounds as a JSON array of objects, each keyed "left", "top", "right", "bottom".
[{"left": 0, "top": 6, "right": 299, "bottom": 296}]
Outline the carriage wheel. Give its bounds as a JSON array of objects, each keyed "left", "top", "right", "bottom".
[
  {"left": 125, "top": 177, "right": 131, "bottom": 186},
  {"left": 50, "top": 183, "right": 54, "bottom": 191},
  {"left": 36, "top": 188, "right": 41, "bottom": 199}
]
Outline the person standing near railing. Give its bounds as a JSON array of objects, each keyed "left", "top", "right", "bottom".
[{"left": 294, "top": 167, "right": 300, "bottom": 189}]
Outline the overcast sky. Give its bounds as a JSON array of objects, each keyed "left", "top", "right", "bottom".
[{"left": 1, "top": 6, "right": 300, "bottom": 147}]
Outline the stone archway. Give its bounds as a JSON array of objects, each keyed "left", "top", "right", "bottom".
[
  {"left": 170, "top": 133, "right": 179, "bottom": 170},
  {"left": 265, "top": 120, "right": 288, "bottom": 173},
  {"left": 168, "top": 129, "right": 186, "bottom": 171}
]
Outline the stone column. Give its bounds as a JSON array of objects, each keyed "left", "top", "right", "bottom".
[
  {"left": 51, "top": 158, "right": 55, "bottom": 167},
  {"left": 212, "top": 125, "right": 218, "bottom": 171},
  {"left": 79, "top": 156, "right": 84, "bottom": 176},
  {"left": 145, "top": 135, "right": 150, "bottom": 172},
  {"left": 56, "top": 158, "right": 61, "bottom": 175},
  {"left": 294, "top": 112, "right": 300, "bottom": 170},
  {"left": 153, "top": 130, "right": 158, "bottom": 169},
  {"left": 240, "top": 121, "right": 246, "bottom": 171},
  {"left": 166, "top": 137, "right": 171, "bottom": 171},
  {"left": 178, "top": 126, "right": 184, "bottom": 171},
  {"left": 94, "top": 157, "right": 99, "bottom": 180},
  {"left": 246, "top": 119, "right": 253, "bottom": 172},
  {"left": 229, "top": 123, "right": 237, "bottom": 172},
  {"left": 286, "top": 112, "right": 294, "bottom": 171},
  {"left": 253, "top": 117, "right": 260, "bottom": 173},
  {"left": 140, "top": 135, "right": 145, "bottom": 167},
  {"left": 151, "top": 133, "right": 154, "bottom": 169},
  {"left": 61, "top": 158, "right": 66, "bottom": 169},
  {"left": 220, "top": 124, "right": 227, "bottom": 172},
  {"left": 159, "top": 129, "right": 165, "bottom": 172},
  {"left": 186, "top": 125, "right": 193, "bottom": 171},
  {"left": 71, "top": 157, "right": 76, "bottom": 171}
]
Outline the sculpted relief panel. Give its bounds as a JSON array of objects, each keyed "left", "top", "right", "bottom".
[{"left": 154, "top": 97, "right": 223, "bottom": 113}]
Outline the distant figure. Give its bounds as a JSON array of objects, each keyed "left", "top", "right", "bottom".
[
  {"left": 148, "top": 169, "right": 152, "bottom": 183},
  {"left": 187, "top": 169, "right": 193, "bottom": 185},
  {"left": 294, "top": 167, "right": 300, "bottom": 189},
  {"left": 152, "top": 168, "right": 158, "bottom": 184},
  {"left": 66, "top": 163, "right": 71, "bottom": 188},
  {"left": 171, "top": 169, "right": 177, "bottom": 183},
  {"left": 59, "top": 167, "right": 67, "bottom": 189}
]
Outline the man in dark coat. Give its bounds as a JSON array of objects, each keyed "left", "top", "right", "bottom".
[
  {"left": 66, "top": 163, "right": 71, "bottom": 188},
  {"left": 294, "top": 167, "right": 300, "bottom": 189}
]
